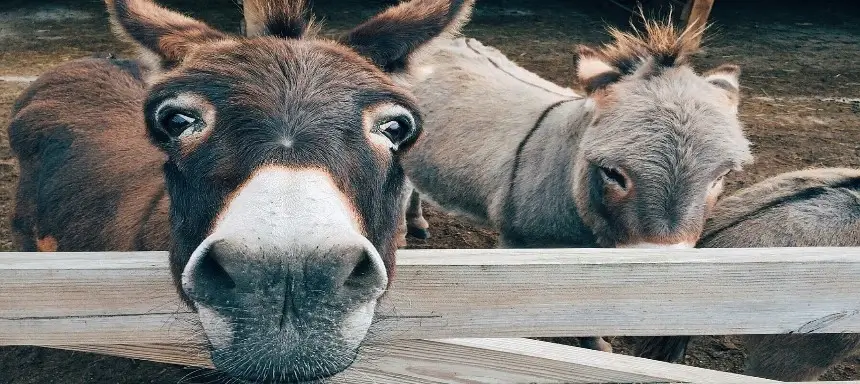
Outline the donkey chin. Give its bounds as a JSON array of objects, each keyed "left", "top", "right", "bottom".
[{"left": 196, "top": 298, "right": 378, "bottom": 383}]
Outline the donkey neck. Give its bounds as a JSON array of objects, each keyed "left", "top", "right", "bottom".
[
  {"left": 456, "top": 38, "right": 578, "bottom": 98},
  {"left": 404, "top": 37, "right": 588, "bottom": 227},
  {"left": 411, "top": 38, "right": 580, "bottom": 127},
  {"left": 499, "top": 98, "right": 598, "bottom": 247}
]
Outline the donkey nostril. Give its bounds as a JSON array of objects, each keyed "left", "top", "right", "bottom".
[
  {"left": 199, "top": 248, "right": 236, "bottom": 290},
  {"left": 344, "top": 250, "right": 378, "bottom": 289}
]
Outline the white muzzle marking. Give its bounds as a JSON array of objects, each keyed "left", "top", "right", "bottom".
[{"left": 182, "top": 166, "right": 387, "bottom": 349}]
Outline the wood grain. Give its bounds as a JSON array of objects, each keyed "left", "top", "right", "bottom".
[
  {"left": 3, "top": 248, "right": 860, "bottom": 346},
  {"left": 682, "top": 0, "right": 715, "bottom": 48},
  {"left": 55, "top": 339, "right": 779, "bottom": 384}
]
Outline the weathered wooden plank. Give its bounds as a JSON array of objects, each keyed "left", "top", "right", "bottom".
[
  {"left": 57, "top": 343, "right": 212, "bottom": 368},
  {"left": 681, "top": 0, "right": 715, "bottom": 48},
  {"left": 55, "top": 339, "right": 778, "bottom": 384},
  {"left": 3, "top": 248, "right": 860, "bottom": 346}
]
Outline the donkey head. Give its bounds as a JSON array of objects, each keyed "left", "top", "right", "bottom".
[
  {"left": 572, "top": 20, "right": 752, "bottom": 248},
  {"left": 106, "top": 0, "right": 472, "bottom": 381}
]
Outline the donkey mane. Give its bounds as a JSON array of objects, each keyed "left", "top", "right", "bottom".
[
  {"left": 597, "top": 18, "right": 705, "bottom": 75},
  {"left": 243, "top": 0, "right": 318, "bottom": 38},
  {"left": 420, "top": 37, "right": 580, "bottom": 98}
]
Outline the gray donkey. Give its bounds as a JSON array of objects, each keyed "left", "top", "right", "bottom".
[
  {"left": 401, "top": 21, "right": 752, "bottom": 351},
  {"left": 639, "top": 167, "right": 860, "bottom": 381}
]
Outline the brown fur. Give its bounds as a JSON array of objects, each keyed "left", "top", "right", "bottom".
[
  {"left": 599, "top": 17, "right": 704, "bottom": 70},
  {"left": 344, "top": 0, "right": 473, "bottom": 71},
  {"left": 9, "top": 0, "right": 474, "bottom": 382},
  {"left": 575, "top": 16, "right": 706, "bottom": 95},
  {"left": 35, "top": 236, "right": 58, "bottom": 252},
  {"left": 9, "top": 58, "right": 170, "bottom": 252},
  {"left": 242, "top": 0, "right": 318, "bottom": 38},
  {"left": 106, "top": 0, "right": 228, "bottom": 70}
]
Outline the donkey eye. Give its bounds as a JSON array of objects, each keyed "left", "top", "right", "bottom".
[
  {"left": 160, "top": 112, "right": 204, "bottom": 139},
  {"left": 376, "top": 117, "right": 412, "bottom": 150},
  {"left": 599, "top": 166, "right": 628, "bottom": 190}
]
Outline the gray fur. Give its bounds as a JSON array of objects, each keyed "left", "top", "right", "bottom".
[
  {"left": 642, "top": 168, "right": 860, "bottom": 380},
  {"left": 402, "top": 36, "right": 752, "bottom": 248},
  {"left": 702, "top": 168, "right": 860, "bottom": 247},
  {"left": 707, "top": 168, "right": 860, "bottom": 381},
  {"left": 402, "top": 37, "right": 579, "bottom": 232},
  {"left": 401, "top": 32, "right": 751, "bottom": 353}
]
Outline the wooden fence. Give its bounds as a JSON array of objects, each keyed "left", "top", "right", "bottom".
[{"left": 2, "top": 248, "right": 859, "bottom": 383}]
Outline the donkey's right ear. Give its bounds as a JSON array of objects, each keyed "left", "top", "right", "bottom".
[
  {"left": 344, "top": 0, "right": 475, "bottom": 73},
  {"left": 106, "top": 0, "right": 227, "bottom": 71},
  {"left": 704, "top": 64, "right": 742, "bottom": 112},
  {"left": 704, "top": 64, "right": 741, "bottom": 95},
  {"left": 575, "top": 45, "right": 621, "bottom": 95}
]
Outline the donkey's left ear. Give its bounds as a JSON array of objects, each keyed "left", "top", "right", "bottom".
[
  {"left": 575, "top": 45, "right": 621, "bottom": 95},
  {"left": 344, "top": 0, "right": 475, "bottom": 73},
  {"left": 704, "top": 64, "right": 742, "bottom": 110},
  {"left": 106, "top": 0, "right": 227, "bottom": 71}
]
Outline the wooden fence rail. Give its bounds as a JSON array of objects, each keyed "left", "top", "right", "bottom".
[
  {"left": 2, "top": 248, "right": 860, "bottom": 382},
  {"left": 56, "top": 339, "right": 779, "bottom": 384},
  {"left": 3, "top": 248, "right": 860, "bottom": 346}
]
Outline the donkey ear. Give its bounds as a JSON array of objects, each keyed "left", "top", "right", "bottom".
[
  {"left": 344, "top": 0, "right": 475, "bottom": 72},
  {"left": 704, "top": 64, "right": 741, "bottom": 94},
  {"left": 105, "top": 0, "right": 227, "bottom": 71},
  {"left": 704, "top": 64, "right": 742, "bottom": 110},
  {"left": 575, "top": 45, "right": 621, "bottom": 95}
]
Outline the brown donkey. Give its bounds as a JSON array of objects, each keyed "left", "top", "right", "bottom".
[
  {"left": 638, "top": 168, "right": 860, "bottom": 381},
  {"left": 8, "top": 0, "right": 472, "bottom": 382},
  {"left": 399, "top": 21, "right": 752, "bottom": 351}
]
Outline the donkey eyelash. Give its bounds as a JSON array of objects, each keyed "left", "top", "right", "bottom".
[
  {"left": 371, "top": 105, "right": 415, "bottom": 130},
  {"left": 155, "top": 99, "right": 191, "bottom": 118},
  {"left": 153, "top": 93, "right": 210, "bottom": 120}
]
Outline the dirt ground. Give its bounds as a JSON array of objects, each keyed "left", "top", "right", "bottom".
[{"left": 0, "top": 0, "right": 858, "bottom": 382}]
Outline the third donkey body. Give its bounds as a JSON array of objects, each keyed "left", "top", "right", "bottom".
[{"left": 639, "top": 167, "right": 860, "bottom": 381}]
